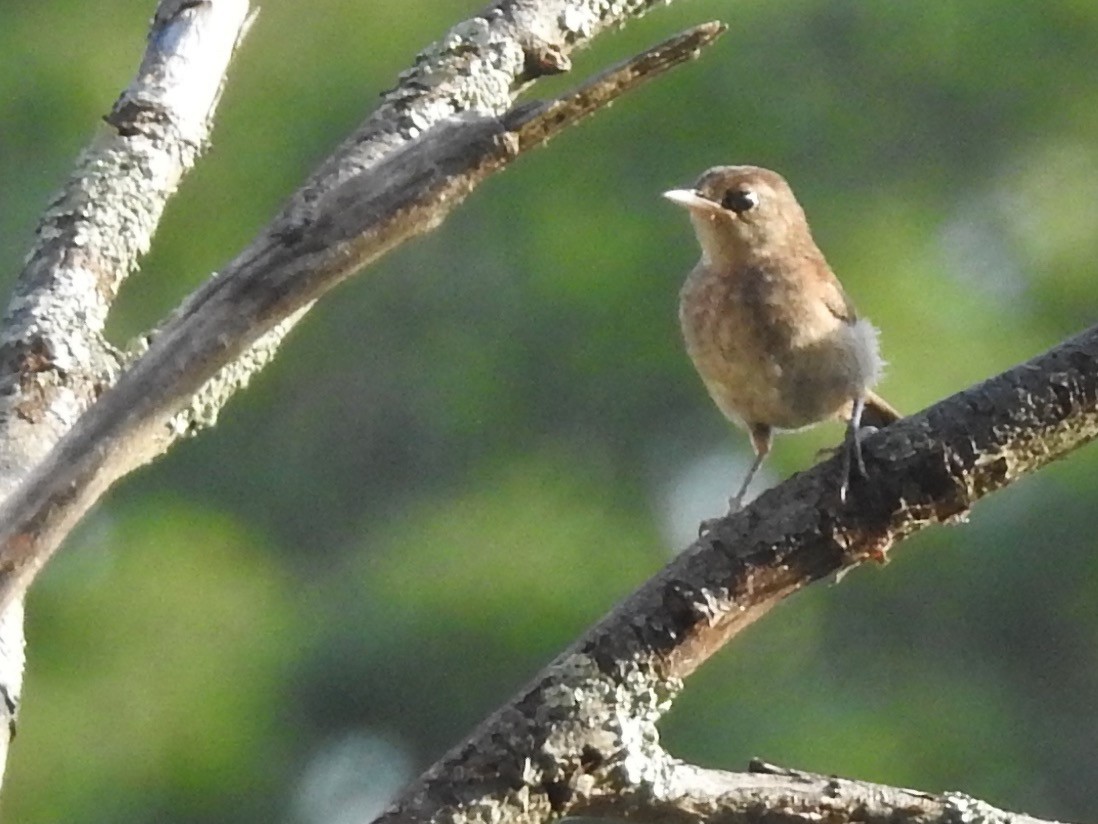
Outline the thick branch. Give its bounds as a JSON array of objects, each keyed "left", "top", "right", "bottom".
[
  {"left": 0, "top": 23, "right": 724, "bottom": 609},
  {"left": 161, "top": 0, "right": 705, "bottom": 442},
  {"left": 577, "top": 758, "right": 1066, "bottom": 824},
  {"left": 363, "top": 325, "right": 1097, "bottom": 824},
  {"left": 0, "top": 0, "right": 251, "bottom": 787},
  {"left": 0, "top": 0, "right": 251, "bottom": 497}
]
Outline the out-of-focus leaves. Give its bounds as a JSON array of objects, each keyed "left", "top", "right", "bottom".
[
  {"left": 298, "top": 449, "right": 663, "bottom": 757},
  {"left": 3, "top": 502, "right": 299, "bottom": 822}
]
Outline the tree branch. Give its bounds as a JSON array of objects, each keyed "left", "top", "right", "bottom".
[
  {"left": 577, "top": 758, "right": 1066, "bottom": 824},
  {"left": 160, "top": 19, "right": 727, "bottom": 440},
  {"left": 0, "top": 0, "right": 252, "bottom": 789},
  {"left": 159, "top": 0, "right": 717, "bottom": 441},
  {"left": 0, "top": 0, "right": 251, "bottom": 496},
  {"left": 0, "top": 19, "right": 725, "bottom": 610},
  {"left": 0, "top": 0, "right": 719, "bottom": 794},
  {"left": 363, "top": 325, "right": 1097, "bottom": 824}
]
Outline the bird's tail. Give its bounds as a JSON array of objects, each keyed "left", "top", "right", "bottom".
[{"left": 861, "top": 390, "right": 902, "bottom": 428}]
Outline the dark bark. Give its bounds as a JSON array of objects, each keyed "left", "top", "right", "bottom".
[{"left": 367, "top": 326, "right": 1098, "bottom": 824}]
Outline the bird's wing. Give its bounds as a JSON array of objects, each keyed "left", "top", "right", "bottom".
[
  {"left": 817, "top": 264, "right": 903, "bottom": 427},
  {"left": 819, "top": 269, "right": 859, "bottom": 325}
]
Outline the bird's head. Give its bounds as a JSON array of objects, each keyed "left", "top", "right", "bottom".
[{"left": 664, "top": 165, "right": 811, "bottom": 266}]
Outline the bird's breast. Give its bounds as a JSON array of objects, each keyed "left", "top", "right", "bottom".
[{"left": 679, "top": 261, "right": 878, "bottom": 430}]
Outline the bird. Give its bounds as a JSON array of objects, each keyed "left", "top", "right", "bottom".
[{"left": 664, "top": 165, "right": 900, "bottom": 511}]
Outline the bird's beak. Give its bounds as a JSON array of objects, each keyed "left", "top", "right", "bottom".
[{"left": 663, "top": 189, "right": 718, "bottom": 214}]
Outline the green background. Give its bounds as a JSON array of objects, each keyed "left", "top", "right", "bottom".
[{"left": 2, "top": 1, "right": 1097, "bottom": 822}]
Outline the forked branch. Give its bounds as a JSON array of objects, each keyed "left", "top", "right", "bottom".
[{"left": 0, "top": 19, "right": 725, "bottom": 612}]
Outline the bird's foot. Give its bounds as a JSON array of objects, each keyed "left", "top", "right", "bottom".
[
  {"left": 816, "top": 425, "right": 880, "bottom": 460},
  {"left": 697, "top": 494, "right": 746, "bottom": 537},
  {"left": 838, "top": 424, "right": 878, "bottom": 502}
]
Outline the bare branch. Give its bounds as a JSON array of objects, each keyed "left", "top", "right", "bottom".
[
  {"left": 161, "top": 0, "right": 715, "bottom": 440},
  {"left": 297, "top": 0, "right": 686, "bottom": 194},
  {"left": 362, "top": 325, "right": 1097, "bottom": 824},
  {"left": 164, "top": 20, "right": 727, "bottom": 441},
  {"left": 0, "top": 0, "right": 251, "bottom": 788},
  {"left": 0, "top": 0, "right": 251, "bottom": 496},
  {"left": 577, "top": 758, "right": 1068, "bottom": 824},
  {"left": 0, "top": 22, "right": 724, "bottom": 611}
]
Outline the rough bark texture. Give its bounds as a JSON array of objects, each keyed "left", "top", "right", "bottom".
[
  {"left": 578, "top": 759, "right": 1067, "bottom": 824},
  {"left": 301, "top": 0, "right": 675, "bottom": 192},
  {"left": 0, "top": 17, "right": 723, "bottom": 614},
  {"left": 0, "top": 0, "right": 252, "bottom": 788}
]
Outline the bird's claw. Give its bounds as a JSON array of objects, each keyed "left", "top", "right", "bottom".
[
  {"left": 697, "top": 494, "right": 745, "bottom": 537},
  {"left": 839, "top": 424, "right": 877, "bottom": 502}
]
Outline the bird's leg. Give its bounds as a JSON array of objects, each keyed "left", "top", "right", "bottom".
[
  {"left": 699, "top": 426, "right": 772, "bottom": 536},
  {"left": 840, "top": 395, "right": 868, "bottom": 502},
  {"left": 728, "top": 425, "right": 771, "bottom": 513}
]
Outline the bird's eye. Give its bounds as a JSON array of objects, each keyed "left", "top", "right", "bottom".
[{"left": 721, "top": 188, "right": 759, "bottom": 214}]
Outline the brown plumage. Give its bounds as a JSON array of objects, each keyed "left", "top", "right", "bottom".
[{"left": 665, "top": 165, "right": 900, "bottom": 509}]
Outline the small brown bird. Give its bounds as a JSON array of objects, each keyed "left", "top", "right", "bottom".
[{"left": 665, "top": 165, "right": 899, "bottom": 510}]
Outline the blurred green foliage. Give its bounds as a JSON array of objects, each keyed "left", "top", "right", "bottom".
[{"left": 1, "top": 1, "right": 1097, "bottom": 822}]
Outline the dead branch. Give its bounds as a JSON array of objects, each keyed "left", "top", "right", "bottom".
[
  {"left": 576, "top": 758, "right": 1066, "bottom": 824},
  {"left": 0, "top": 14, "right": 724, "bottom": 615},
  {"left": 0, "top": 0, "right": 253, "bottom": 788},
  {"left": 363, "top": 326, "right": 1097, "bottom": 824}
]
